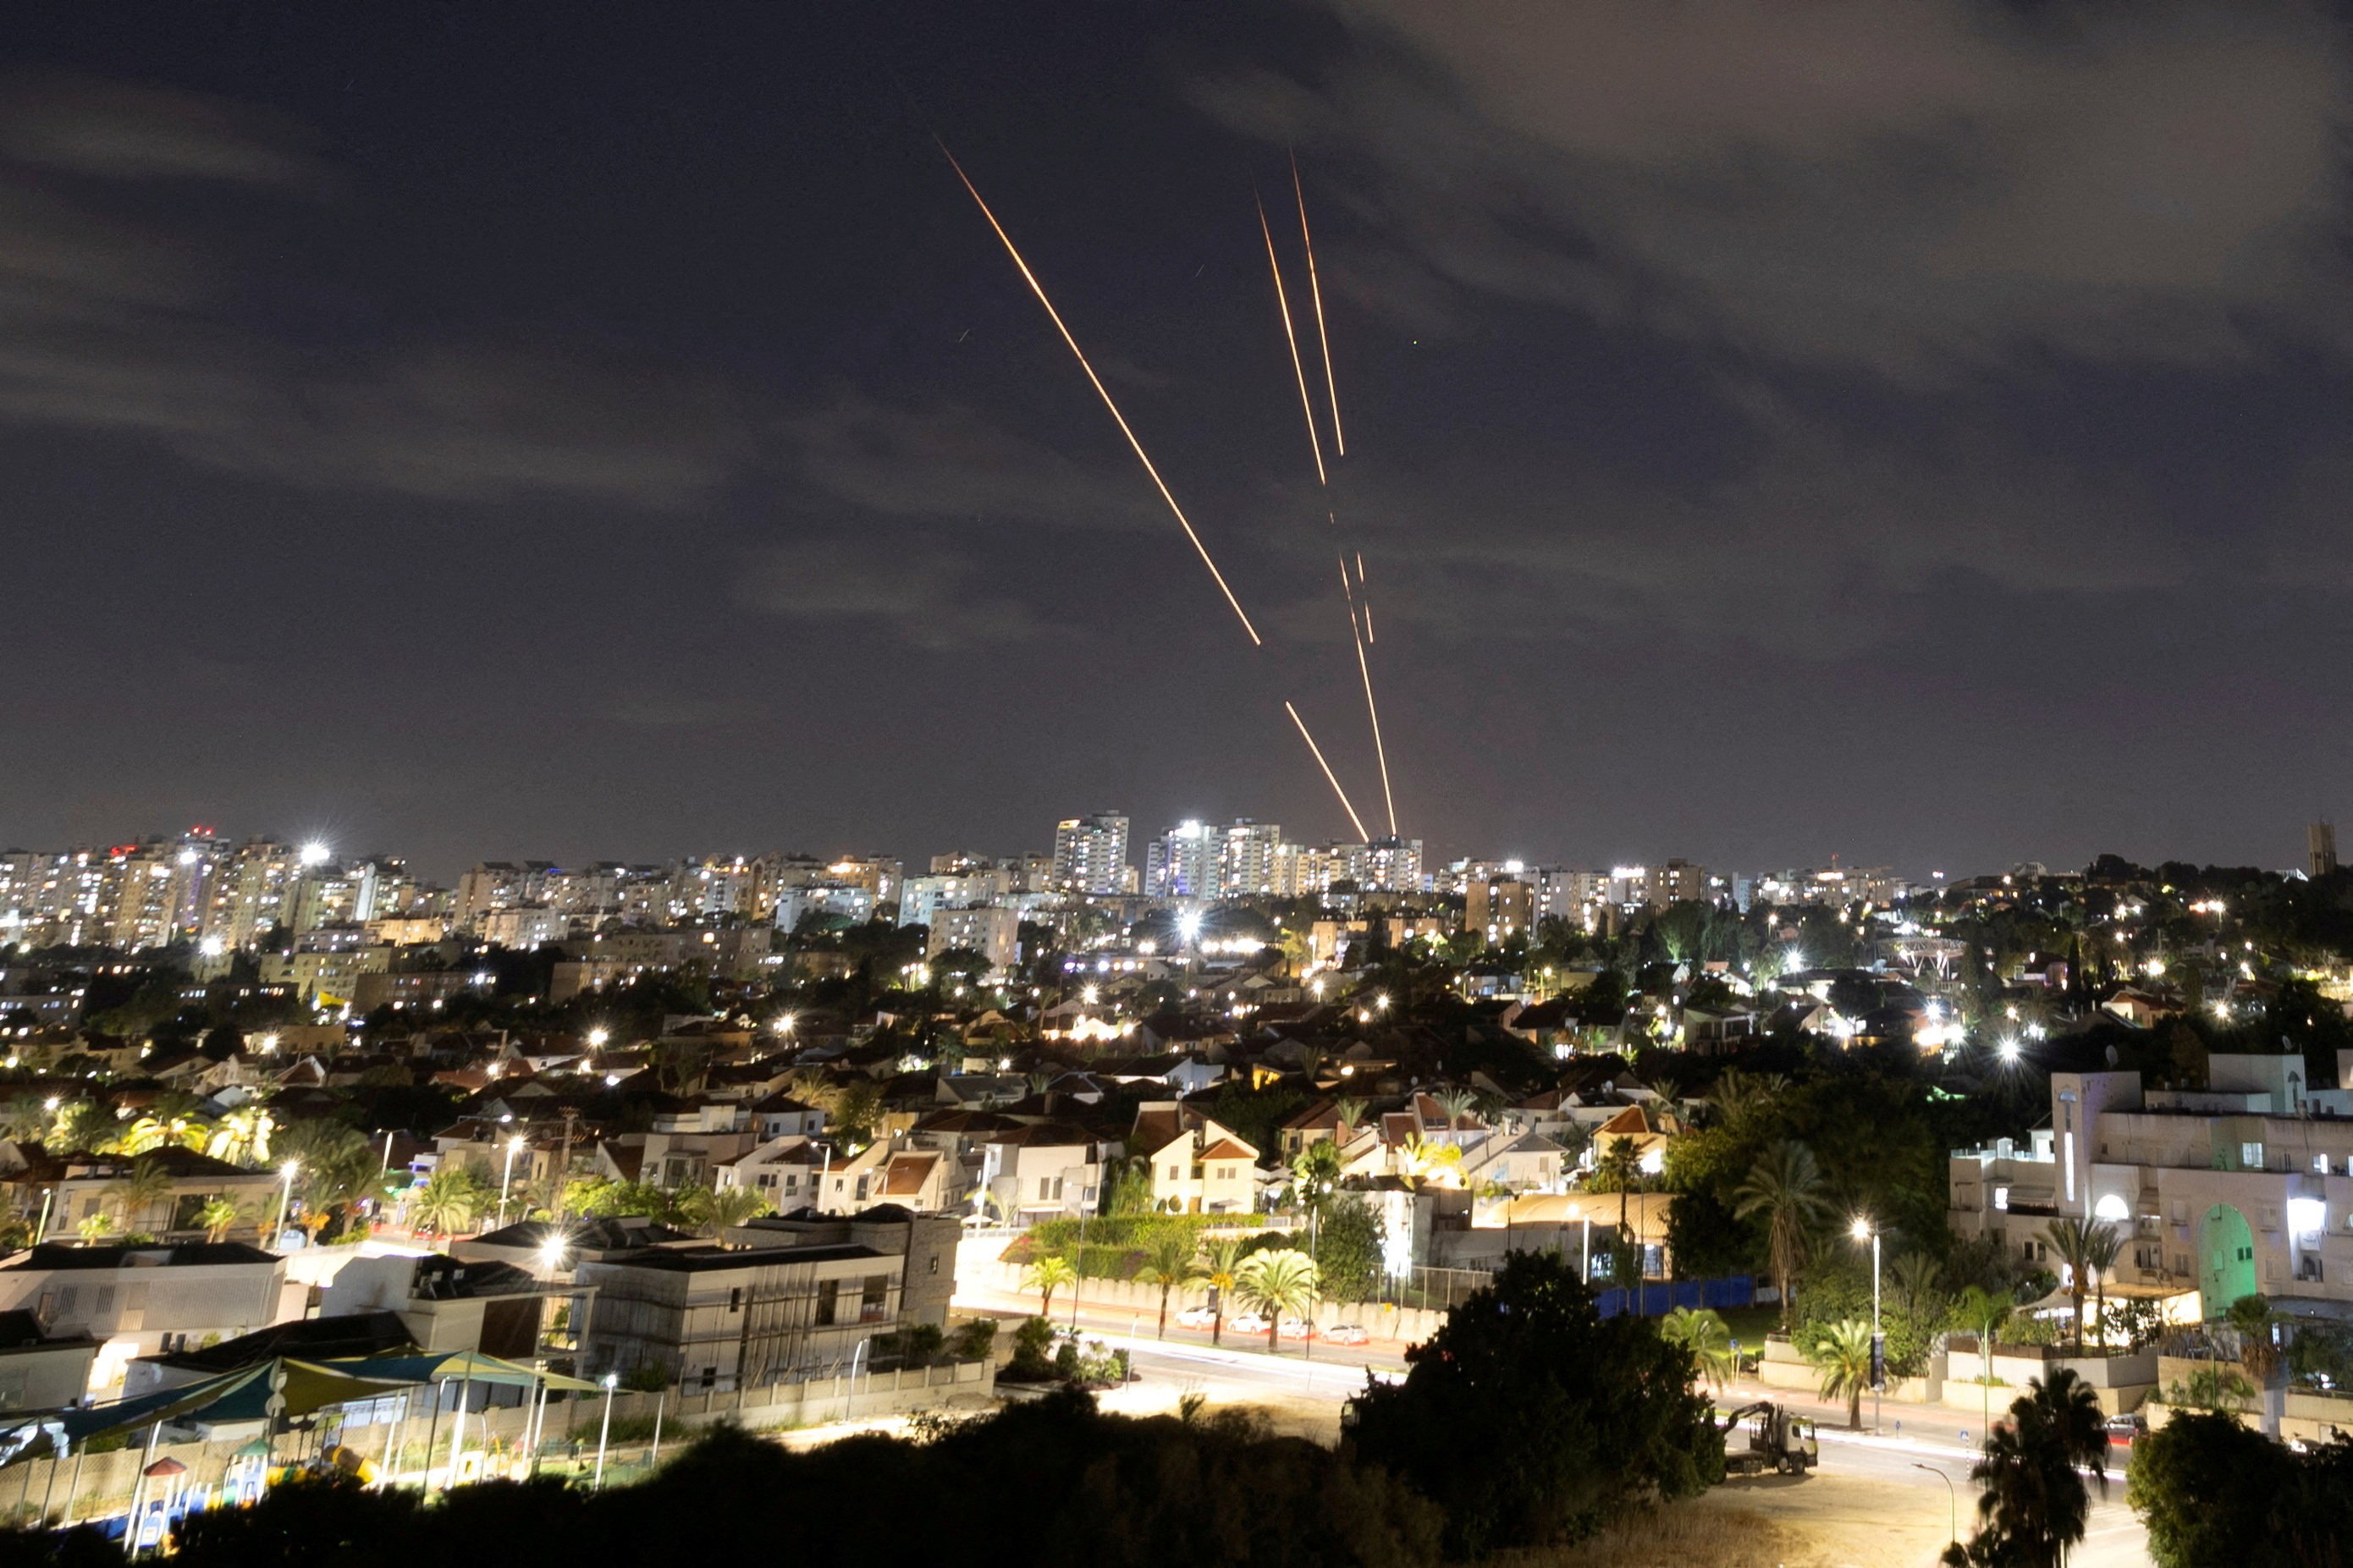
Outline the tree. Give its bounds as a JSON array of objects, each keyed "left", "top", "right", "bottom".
[
  {"left": 1347, "top": 1251, "right": 1722, "bottom": 1558},
  {"left": 275, "top": 1119, "right": 382, "bottom": 1231},
  {"left": 1290, "top": 1140, "right": 1343, "bottom": 1213},
  {"left": 410, "top": 1166, "right": 488, "bottom": 1237},
  {"left": 1234, "top": 1250, "right": 1320, "bottom": 1352},
  {"left": 2040, "top": 1217, "right": 2116, "bottom": 1356},
  {"left": 1312, "top": 1198, "right": 1381, "bottom": 1305},
  {"left": 1396, "top": 1135, "right": 1463, "bottom": 1190},
  {"left": 1192, "top": 1238, "right": 1242, "bottom": 1345},
  {"left": 1021, "top": 1252, "right": 1075, "bottom": 1318},
  {"left": 195, "top": 1195, "right": 251, "bottom": 1243},
  {"left": 1590, "top": 1135, "right": 1644, "bottom": 1248},
  {"left": 1733, "top": 1140, "right": 1833, "bottom": 1327},
  {"left": 1950, "top": 1369, "right": 2108, "bottom": 1568},
  {"left": 2128, "top": 1411, "right": 2291, "bottom": 1568},
  {"left": 1659, "top": 1306, "right": 1735, "bottom": 1389},
  {"left": 680, "top": 1184, "right": 771, "bottom": 1239},
  {"left": 44, "top": 1100, "right": 112, "bottom": 1155},
  {"left": 1807, "top": 1318, "right": 1876, "bottom": 1429},
  {"left": 1137, "top": 1226, "right": 1195, "bottom": 1338},
  {"left": 103, "top": 1157, "right": 174, "bottom": 1233}
]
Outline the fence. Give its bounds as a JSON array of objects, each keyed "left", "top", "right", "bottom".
[
  {"left": 1594, "top": 1276, "right": 1755, "bottom": 1319},
  {"left": 0, "top": 1359, "right": 995, "bottom": 1533}
]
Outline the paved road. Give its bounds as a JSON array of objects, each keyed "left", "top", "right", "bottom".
[{"left": 958, "top": 1284, "right": 2153, "bottom": 1564}]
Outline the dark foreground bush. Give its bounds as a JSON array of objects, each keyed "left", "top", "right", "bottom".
[{"left": 0, "top": 1391, "right": 1439, "bottom": 1568}]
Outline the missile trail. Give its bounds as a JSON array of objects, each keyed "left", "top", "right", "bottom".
[
  {"left": 1285, "top": 701, "right": 1369, "bottom": 840},
  {"left": 1337, "top": 553, "right": 1398, "bottom": 835},
  {"left": 1256, "top": 191, "right": 1327, "bottom": 487},
  {"left": 1292, "top": 153, "right": 1343, "bottom": 458},
  {"left": 940, "top": 140, "right": 1262, "bottom": 646}
]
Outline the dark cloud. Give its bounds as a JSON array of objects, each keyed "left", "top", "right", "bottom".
[
  {"left": 1195, "top": 1, "right": 2353, "bottom": 380},
  {"left": 736, "top": 538, "right": 1052, "bottom": 649},
  {"left": 784, "top": 390, "right": 1160, "bottom": 532},
  {"left": 0, "top": 70, "right": 753, "bottom": 509}
]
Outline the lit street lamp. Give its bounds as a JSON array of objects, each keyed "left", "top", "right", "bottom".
[
  {"left": 1851, "top": 1217, "right": 1882, "bottom": 1432},
  {"left": 594, "top": 1371, "right": 620, "bottom": 1489},
  {"left": 498, "top": 1135, "right": 526, "bottom": 1229},
  {"left": 273, "top": 1160, "right": 300, "bottom": 1247}
]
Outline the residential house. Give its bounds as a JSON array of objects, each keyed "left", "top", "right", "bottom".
[
  {"left": 0, "top": 1242, "right": 290, "bottom": 1395},
  {"left": 975, "top": 1125, "right": 1107, "bottom": 1223},
  {"left": 318, "top": 1252, "right": 558, "bottom": 1359},
  {"left": 575, "top": 1241, "right": 903, "bottom": 1391},
  {"left": 0, "top": 1312, "right": 96, "bottom": 1411},
  {"left": 1131, "top": 1103, "right": 1259, "bottom": 1214}
]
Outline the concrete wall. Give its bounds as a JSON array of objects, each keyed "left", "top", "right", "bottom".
[{"left": 961, "top": 1258, "right": 1450, "bottom": 1345}]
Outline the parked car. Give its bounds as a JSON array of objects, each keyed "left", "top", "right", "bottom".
[
  {"left": 1278, "top": 1317, "right": 1317, "bottom": 1340},
  {"left": 1324, "top": 1323, "right": 1370, "bottom": 1346},
  {"left": 1228, "top": 1312, "right": 1271, "bottom": 1335},
  {"left": 1175, "top": 1306, "right": 1217, "bottom": 1329},
  {"left": 2105, "top": 1413, "right": 2147, "bottom": 1451}
]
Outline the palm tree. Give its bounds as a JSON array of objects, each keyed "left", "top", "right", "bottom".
[
  {"left": 275, "top": 1119, "right": 383, "bottom": 1231},
  {"left": 1659, "top": 1306, "right": 1735, "bottom": 1388},
  {"left": 1590, "top": 1136, "right": 1644, "bottom": 1242},
  {"left": 2039, "top": 1217, "right": 2115, "bottom": 1356},
  {"left": 1137, "top": 1227, "right": 1195, "bottom": 1338},
  {"left": 1290, "top": 1140, "right": 1343, "bottom": 1213},
  {"left": 45, "top": 1102, "right": 112, "bottom": 1155},
  {"left": 1809, "top": 1318, "right": 1876, "bottom": 1429},
  {"left": 2080, "top": 1223, "right": 2122, "bottom": 1349},
  {"left": 205, "top": 1105, "right": 272, "bottom": 1167},
  {"left": 1957, "top": 1368, "right": 2108, "bottom": 1567},
  {"left": 681, "top": 1184, "right": 772, "bottom": 1240},
  {"left": 76, "top": 1213, "right": 118, "bottom": 1246},
  {"left": 1191, "top": 1238, "right": 1242, "bottom": 1345},
  {"left": 1733, "top": 1140, "right": 1834, "bottom": 1328},
  {"left": 410, "top": 1166, "right": 487, "bottom": 1238},
  {"left": 194, "top": 1195, "right": 253, "bottom": 1242},
  {"left": 103, "top": 1158, "right": 175, "bottom": 1235},
  {"left": 1021, "top": 1252, "right": 1076, "bottom": 1318},
  {"left": 1709, "top": 1069, "right": 1790, "bottom": 1137},
  {"left": 1331, "top": 1096, "right": 1366, "bottom": 1134},
  {"left": 1396, "top": 1135, "right": 1463, "bottom": 1190},
  {"left": 0, "top": 1096, "right": 50, "bottom": 1143},
  {"left": 1234, "top": 1249, "right": 1320, "bottom": 1352},
  {"left": 1430, "top": 1087, "right": 1479, "bottom": 1128}
]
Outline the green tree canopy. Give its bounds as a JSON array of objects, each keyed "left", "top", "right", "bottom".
[{"left": 1346, "top": 1250, "right": 1722, "bottom": 1558}]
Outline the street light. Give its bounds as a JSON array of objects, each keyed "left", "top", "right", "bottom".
[
  {"left": 586, "top": 1026, "right": 609, "bottom": 1049},
  {"left": 274, "top": 1160, "right": 300, "bottom": 1247},
  {"left": 1851, "top": 1217, "right": 1882, "bottom": 1432},
  {"left": 498, "top": 1135, "right": 526, "bottom": 1229},
  {"left": 593, "top": 1372, "right": 619, "bottom": 1489},
  {"left": 1914, "top": 1462, "right": 1956, "bottom": 1549}
]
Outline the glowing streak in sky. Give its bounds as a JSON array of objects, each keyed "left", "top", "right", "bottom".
[
  {"left": 1336, "top": 553, "right": 1398, "bottom": 835},
  {"left": 1257, "top": 192, "right": 1327, "bottom": 487},
  {"left": 941, "top": 141, "right": 1261, "bottom": 646},
  {"left": 1292, "top": 153, "right": 1343, "bottom": 457},
  {"left": 1286, "top": 701, "right": 1369, "bottom": 840}
]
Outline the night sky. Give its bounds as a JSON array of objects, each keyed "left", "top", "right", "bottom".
[{"left": 5, "top": 2, "right": 2351, "bottom": 880}]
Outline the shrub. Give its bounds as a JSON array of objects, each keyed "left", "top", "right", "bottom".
[
  {"left": 1005, "top": 1316, "right": 1055, "bottom": 1380},
  {"left": 948, "top": 1318, "right": 996, "bottom": 1362}
]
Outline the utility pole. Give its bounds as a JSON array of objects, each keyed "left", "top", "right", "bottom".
[{"left": 556, "top": 1108, "right": 580, "bottom": 1219}]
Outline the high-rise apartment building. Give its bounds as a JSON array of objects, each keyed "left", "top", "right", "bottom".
[
  {"left": 1144, "top": 821, "right": 1220, "bottom": 900},
  {"left": 2313, "top": 823, "right": 2339, "bottom": 880},
  {"left": 1052, "top": 814, "right": 1130, "bottom": 896}
]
